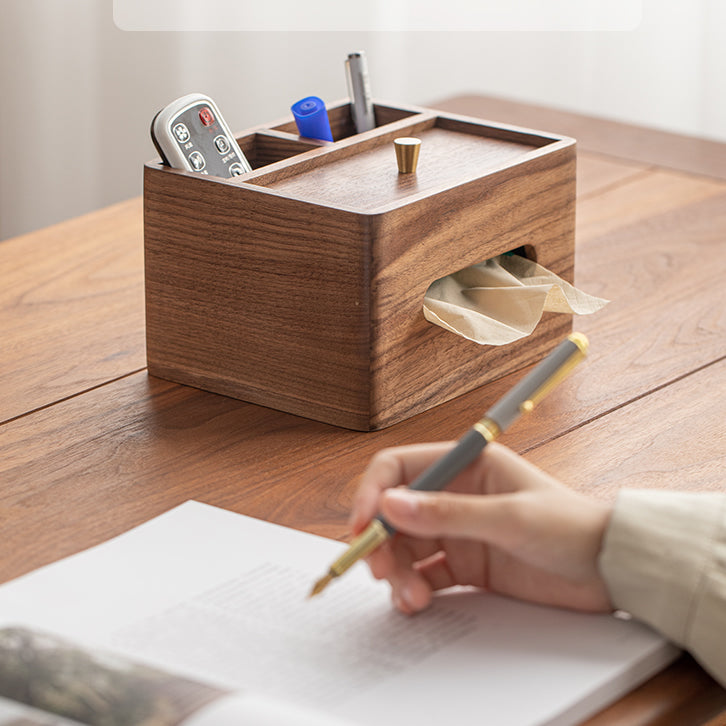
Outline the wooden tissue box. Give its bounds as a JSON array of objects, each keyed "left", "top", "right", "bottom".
[{"left": 143, "top": 100, "right": 576, "bottom": 430}]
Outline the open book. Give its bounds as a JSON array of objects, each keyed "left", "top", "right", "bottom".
[{"left": 0, "top": 501, "right": 678, "bottom": 726}]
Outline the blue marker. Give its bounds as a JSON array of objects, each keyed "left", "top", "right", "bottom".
[{"left": 291, "top": 96, "right": 334, "bottom": 142}]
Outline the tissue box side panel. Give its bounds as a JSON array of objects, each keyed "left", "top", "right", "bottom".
[
  {"left": 144, "top": 166, "right": 373, "bottom": 429},
  {"left": 369, "top": 142, "right": 576, "bottom": 429}
]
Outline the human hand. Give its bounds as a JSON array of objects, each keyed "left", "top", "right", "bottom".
[{"left": 350, "top": 442, "right": 613, "bottom": 615}]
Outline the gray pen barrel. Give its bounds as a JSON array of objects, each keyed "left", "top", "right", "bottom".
[
  {"left": 376, "top": 428, "right": 487, "bottom": 535},
  {"left": 485, "top": 337, "right": 580, "bottom": 431},
  {"left": 311, "top": 334, "right": 587, "bottom": 594},
  {"left": 374, "top": 335, "right": 585, "bottom": 538}
]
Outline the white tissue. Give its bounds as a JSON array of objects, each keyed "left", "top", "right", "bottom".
[{"left": 423, "top": 254, "right": 607, "bottom": 346}]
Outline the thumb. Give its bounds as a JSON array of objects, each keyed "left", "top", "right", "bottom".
[{"left": 380, "top": 488, "right": 521, "bottom": 549}]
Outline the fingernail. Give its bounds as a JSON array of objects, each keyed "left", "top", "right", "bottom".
[
  {"left": 384, "top": 488, "right": 418, "bottom": 518},
  {"left": 393, "top": 588, "right": 414, "bottom": 614},
  {"left": 401, "top": 583, "right": 417, "bottom": 611}
]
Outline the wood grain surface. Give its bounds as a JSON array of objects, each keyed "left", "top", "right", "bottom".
[
  {"left": 0, "top": 197, "right": 145, "bottom": 423},
  {"left": 0, "top": 150, "right": 638, "bottom": 425},
  {"left": 263, "top": 124, "right": 539, "bottom": 210},
  {"left": 144, "top": 106, "right": 576, "bottom": 429},
  {"left": 431, "top": 94, "right": 726, "bottom": 182},
  {"left": 1, "top": 94, "right": 725, "bottom": 725}
]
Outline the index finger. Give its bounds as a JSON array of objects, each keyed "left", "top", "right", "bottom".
[{"left": 349, "top": 442, "right": 457, "bottom": 534}]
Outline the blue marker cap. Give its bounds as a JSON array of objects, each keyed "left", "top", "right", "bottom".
[{"left": 291, "top": 96, "right": 334, "bottom": 142}]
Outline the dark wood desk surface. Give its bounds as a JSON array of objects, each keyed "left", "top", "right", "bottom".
[{"left": 2, "top": 95, "right": 725, "bottom": 724}]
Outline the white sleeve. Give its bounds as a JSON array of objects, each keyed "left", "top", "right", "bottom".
[{"left": 598, "top": 489, "right": 726, "bottom": 688}]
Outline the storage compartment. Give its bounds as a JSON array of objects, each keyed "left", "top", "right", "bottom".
[
  {"left": 236, "top": 132, "right": 322, "bottom": 170},
  {"left": 270, "top": 100, "right": 422, "bottom": 141},
  {"left": 143, "top": 103, "right": 576, "bottom": 430}
]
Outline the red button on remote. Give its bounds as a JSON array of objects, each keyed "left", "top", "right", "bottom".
[{"left": 199, "top": 107, "right": 215, "bottom": 126}]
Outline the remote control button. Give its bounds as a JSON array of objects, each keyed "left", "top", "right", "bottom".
[
  {"left": 229, "top": 163, "right": 245, "bottom": 176},
  {"left": 189, "top": 151, "right": 206, "bottom": 171},
  {"left": 214, "top": 135, "right": 231, "bottom": 154},
  {"left": 199, "top": 107, "right": 215, "bottom": 126},
  {"left": 173, "top": 123, "right": 190, "bottom": 143}
]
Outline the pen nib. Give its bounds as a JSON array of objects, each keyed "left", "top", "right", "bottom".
[{"left": 308, "top": 572, "right": 333, "bottom": 598}]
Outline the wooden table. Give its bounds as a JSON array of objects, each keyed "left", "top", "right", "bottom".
[{"left": 2, "top": 95, "right": 725, "bottom": 724}]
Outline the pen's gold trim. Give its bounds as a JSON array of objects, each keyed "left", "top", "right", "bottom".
[
  {"left": 567, "top": 332, "right": 589, "bottom": 355},
  {"left": 309, "top": 519, "right": 390, "bottom": 598},
  {"left": 519, "top": 400, "right": 535, "bottom": 415},
  {"left": 309, "top": 573, "right": 332, "bottom": 598},
  {"left": 473, "top": 418, "right": 499, "bottom": 442},
  {"left": 330, "top": 519, "right": 390, "bottom": 577},
  {"left": 309, "top": 333, "right": 590, "bottom": 598},
  {"left": 526, "top": 332, "right": 589, "bottom": 409}
]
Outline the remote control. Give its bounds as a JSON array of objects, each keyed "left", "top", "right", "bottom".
[{"left": 151, "top": 93, "right": 252, "bottom": 178}]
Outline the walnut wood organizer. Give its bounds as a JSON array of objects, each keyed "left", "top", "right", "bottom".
[{"left": 143, "top": 100, "right": 576, "bottom": 431}]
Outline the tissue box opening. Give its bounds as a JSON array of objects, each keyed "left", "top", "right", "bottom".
[
  {"left": 422, "top": 249, "right": 606, "bottom": 348},
  {"left": 425, "top": 245, "right": 538, "bottom": 289}
]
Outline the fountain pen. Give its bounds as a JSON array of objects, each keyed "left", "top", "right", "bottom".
[{"left": 309, "top": 332, "right": 589, "bottom": 598}]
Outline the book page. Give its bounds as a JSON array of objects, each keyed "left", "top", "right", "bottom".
[
  {"left": 112, "top": 563, "right": 475, "bottom": 708},
  {"left": 0, "top": 501, "right": 678, "bottom": 726}
]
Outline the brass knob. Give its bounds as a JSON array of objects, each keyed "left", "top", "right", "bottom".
[{"left": 394, "top": 137, "right": 421, "bottom": 174}]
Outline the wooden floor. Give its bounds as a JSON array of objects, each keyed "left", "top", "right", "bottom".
[{"left": 1, "top": 94, "right": 725, "bottom": 725}]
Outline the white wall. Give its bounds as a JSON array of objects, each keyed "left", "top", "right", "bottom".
[{"left": 1, "top": 0, "right": 724, "bottom": 240}]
